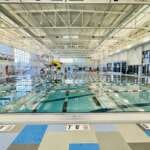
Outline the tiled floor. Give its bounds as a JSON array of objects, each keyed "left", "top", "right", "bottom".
[
  {"left": 117, "top": 124, "right": 150, "bottom": 143},
  {"left": 129, "top": 143, "right": 150, "bottom": 150},
  {"left": 96, "top": 132, "right": 132, "bottom": 150},
  {"left": 0, "top": 123, "right": 150, "bottom": 150},
  {"left": 7, "top": 144, "right": 39, "bottom": 150}
]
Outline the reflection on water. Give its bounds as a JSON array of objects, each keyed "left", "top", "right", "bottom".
[
  {"left": 0, "top": 75, "right": 33, "bottom": 108},
  {"left": 16, "top": 75, "right": 32, "bottom": 98},
  {"left": 65, "top": 79, "right": 85, "bottom": 84},
  {"left": 1, "top": 72, "right": 150, "bottom": 113}
]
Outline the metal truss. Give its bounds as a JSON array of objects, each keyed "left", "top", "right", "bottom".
[{"left": 0, "top": 0, "right": 150, "bottom": 4}]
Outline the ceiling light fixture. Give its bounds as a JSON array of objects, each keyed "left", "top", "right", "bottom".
[
  {"left": 72, "top": 35, "right": 79, "bottom": 39},
  {"left": 63, "top": 35, "right": 69, "bottom": 39},
  {"left": 63, "top": 35, "right": 79, "bottom": 39}
]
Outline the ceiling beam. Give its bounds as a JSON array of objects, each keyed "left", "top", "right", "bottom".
[
  {"left": 14, "top": 9, "right": 127, "bottom": 15},
  {"left": 1, "top": 26, "right": 149, "bottom": 30},
  {"left": 1, "top": 0, "right": 150, "bottom": 4},
  {"left": 71, "top": 12, "right": 82, "bottom": 26},
  {"left": 56, "top": 12, "right": 67, "bottom": 26},
  {"left": 94, "top": 5, "right": 142, "bottom": 51},
  {"left": 0, "top": 5, "right": 50, "bottom": 53},
  {"left": 52, "top": 48, "right": 92, "bottom": 51}
]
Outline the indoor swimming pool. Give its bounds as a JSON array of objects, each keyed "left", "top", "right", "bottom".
[{"left": 1, "top": 72, "right": 150, "bottom": 113}]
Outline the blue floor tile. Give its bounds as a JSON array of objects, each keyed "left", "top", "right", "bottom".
[
  {"left": 12, "top": 124, "right": 48, "bottom": 144},
  {"left": 69, "top": 143, "right": 100, "bottom": 150}
]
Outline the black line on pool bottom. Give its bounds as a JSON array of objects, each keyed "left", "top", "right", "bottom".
[
  {"left": 91, "top": 102, "right": 150, "bottom": 112},
  {"left": 41, "top": 98, "right": 65, "bottom": 103},
  {"left": 68, "top": 93, "right": 94, "bottom": 99},
  {"left": 92, "top": 96, "right": 101, "bottom": 106},
  {"left": 91, "top": 108, "right": 115, "bottom": 112},
  {"left": 62, "top": 101, "right": 68, "bottom": 112}
]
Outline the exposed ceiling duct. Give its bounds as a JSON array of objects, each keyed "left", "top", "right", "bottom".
[{"left": 0, "top": 2, "right": 149, "bottom": 59}]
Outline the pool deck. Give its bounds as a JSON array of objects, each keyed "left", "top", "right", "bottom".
[{"left": 0, "top": 123, "right": 150, "bottom": 150}]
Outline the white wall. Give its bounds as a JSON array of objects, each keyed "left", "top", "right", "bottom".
[
  {"left": 127, "top": 46, "right": 142, "bottom": 65},
  {"left": 107, "top": 41, "right": 150, "bottom": 65},
  {"left": 112, "top": 51, "right": 127, "bottom": 62}
]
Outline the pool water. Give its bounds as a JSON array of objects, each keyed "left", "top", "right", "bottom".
[{"left": 1, "top": 72, "right": 150, "bottom": 113}]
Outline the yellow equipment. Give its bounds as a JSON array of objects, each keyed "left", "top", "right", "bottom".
[{"left": 50, "top": 60, "right": 62, "bottom": 70}]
